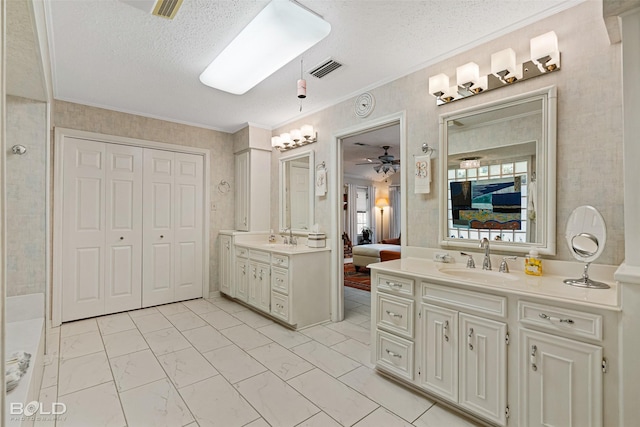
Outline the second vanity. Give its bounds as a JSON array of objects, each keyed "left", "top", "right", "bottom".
[
  {"left": 219, "top": 231, "right": 331, "bottom": 329},
  {"left": 369, "top": 256, "right": 620, "bottom": 427}
]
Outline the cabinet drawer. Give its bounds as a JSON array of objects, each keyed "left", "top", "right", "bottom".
[
  {"left": 377, "top": 274, "right": 415, "bottom": 296},
  {"left": 271, "top": 267, "right": 289, "bottom": 295},
  {"left": 271, "top": 291, "right": 289, "bottom": 323},
  {"left": 518, "top": 301, "right": 603, "bottom": 341},
  {"left": 422, "top": 283, "right": 507, "bottom": 318},
  {"left": 376, "top": 293, "right": 414, "bottom": 339},
  {"left": 249, "top": 249, "right": 270, "bottom": 263},
  {"left": 376, "top": 330, "right": 414, "bottom": 380},
  {"left": 271, "top": 253, "right": 289, "bottom": 268},
  {"left": 236, "top": 246, "right": 249, "bottom": 258}
]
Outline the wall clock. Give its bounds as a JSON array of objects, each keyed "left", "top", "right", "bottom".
[{"left": 354, "top": 92, "right": 375, "bottom": 118}]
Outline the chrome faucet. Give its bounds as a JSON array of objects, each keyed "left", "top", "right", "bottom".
[
  {"left": 282, "top": 227, "right": 295, "bottom": 246},
  {"left": 480, "top": 238, "right": 491, "bottom": 270}
]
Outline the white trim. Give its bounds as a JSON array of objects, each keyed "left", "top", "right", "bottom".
[
  {"left": 330, "top": 111, "right": 407, "bottom": 322},
  {"left": 52, "top": 128, "right": 211, "bottom": 326}
]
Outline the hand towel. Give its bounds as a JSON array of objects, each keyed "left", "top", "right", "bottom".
[
  {"left": 414, "top": 154, "right": 431, "bottom": 194},
  {"left": 316, "top": 168, "right": 327, "bottom": 197}
]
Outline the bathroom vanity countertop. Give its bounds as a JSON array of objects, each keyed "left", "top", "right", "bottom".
[
  {"left": 235, "top": 241, "right": 331, "bottom": 255},
  {"left": 369, "top": 257, "right": 621, "bottom": 311}
]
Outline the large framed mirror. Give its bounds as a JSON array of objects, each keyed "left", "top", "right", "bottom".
[
  {"left": 279, "top": 149, "right": 315, "bottom": 233},
  {"left": 438, "top": 86, "right": 557, "bottom": 255}
]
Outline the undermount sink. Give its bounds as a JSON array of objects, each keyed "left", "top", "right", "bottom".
[{"left": 439, "top": 268, "right": 519, "bottom": 282}]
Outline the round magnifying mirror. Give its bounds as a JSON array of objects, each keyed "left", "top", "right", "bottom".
[{"left": 563, "top": 206, "right": 609, "bottom": 289}]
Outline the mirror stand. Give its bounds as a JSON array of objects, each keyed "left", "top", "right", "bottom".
[{"left": 563, "top": 262, "right": 610, "bottom": 289}]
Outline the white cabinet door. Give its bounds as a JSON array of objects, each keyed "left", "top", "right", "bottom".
[
  {"left": 219, "top": 235, "right": 231, "bottom": 296},
  {"left": 104, "top": 143, "right": 143, "bottom": 314},
  {"left": 459, "top": 313, "right": 507, "bottom": 426},
  {"left": 420, "top": 303, "right": 458, "bottom": 402},
  {"left": 62, "top": 138, "right": 107, "bottom": 321},
  {"left": 174, "top": 153, "right": 203, "bottom": 301},
  {"left": 248, "top": 260, "right": 260, "bottom": 307},
  {"left": 143, "top": 149, "right": 175, "bottom": 307},
  {"left": 257, "top": 263, "right": 271, "bottom": 313},
  {"left": 519, "top": 328, "right": 603, "bottom": 427},
  {"left": 235, "top": 258, "right": 248, "bottom": 302},
  {"left": 234, "top": 151, "right": 249, "bottom": 231}
]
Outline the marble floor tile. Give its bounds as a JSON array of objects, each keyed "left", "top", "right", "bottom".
[
  {"left": 41, "top": 355, "right": 59, "bottom": 389},
  {"left": 288, "top": 369, "right": 378, "bottom": 427},
  {"left": 231, "top": 309, "right": 274, "bottom": 328},
  {"left": 203, "top": 344, "right": 267, "bottom": 384},
  {"left": 331, "top": 338, "right": 375, "bottom": 369},
  {"left": 220, "top": 324, "right": 272, "bottom": 350},
  {"left": 55, "top": 382, "right": 126, "bottom": 427},
  {"left": 46, "top": 329, "right": 60, "bottom": 357},
  {"left": 109, "top": 349, "right": 166, "bottom": 392},
  {"left": 244, "top": 418, "right": 270, "bottom": 427},
  {"left": 182, "top": 298, "right": 220, "bottom": 314},
  {"left": 352, "top": 304, "right": 374, "bottom": 316},
  {"left": 60, "top": 318, "right": 98, "bottom": 338},
  {"left": 131, "top": 312, "right": 173, "bottom": 333},
  {"left": 300, "top": 324, "right": 348, "bottom": 347},
  {"left": 248, "top": 342, "right": 314, "bottom": 380},
  {"left": 156, "top": 302, "right": 189, "bottom": 317},
  {"left": 353, "top": 407, "right": 414, "bottom": 426},
  {"left": 128, "top": 306, "right": 159, "bottom": 318},
  {"left": 235, "top": 371, "right": 319, "bottom": 427},
  {"left": 256, "top": 323, "right": 312, "bottom": 349},
  {"left": 210, "top": 297, "right": 251, "bottom": 314},
  {"left": 119, "top": 378, "right": 194, "bottom": 427},
  {"left": 102, "top": 328, "right": 149, "bottom": 358},
  {"left": 343, "top": 310, "right": 370, "bottom": 325},
  {"left": 179, "top": 375, "right": 260, "bottom": 427},
  {"left": 296, "top": 411, "right": 342, "bottom": 427},
  {"left": 413, "top": 404, "right": 484, "bottom": 427},
  {"left": 291, "top": 341, "right": 361, "bottom": 377},
  {"left": 144, "top": 327, "right": 192, "bottom": 356},
  {"left": 339, "top": 366, "right": 434, "bottom": 423},
  {"left": 181, "top": 325, "right": 233, "bottom": 353},
  {"left": 344, "top": 300, "right": 362, "bottom": 310},
  {"left": 325, "top": 320, "right": 371, "bottom": 345},
  {"left": 166, "top": 310, "right": 208, "bottom": 331},
  {"left": 59, "top": 331, "right": 104, "bottom": 360},
  {"left": 34, "top": 385, "right": 58, "bottom": 427},
  {"left": 157, "top": 347, "right": 219, "bottom": 389},
  {"left": 96, "top": 313, "right": 135, "bottom": 336},
  {"left": 199, "top": 309, "right": 243, "bottom": 330},
  {"left": 58, "top": 351, "right": 113, "bottom": 396}
]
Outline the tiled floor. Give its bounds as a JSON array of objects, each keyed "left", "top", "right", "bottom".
[{"left": 36, "top": 287, "right": 482, "bottom": 427}]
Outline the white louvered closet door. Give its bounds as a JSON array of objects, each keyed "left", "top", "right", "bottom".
[
  {"left": 174, "top": 153, "right": 204, "bottom": 301},
  {"left": 62, "top": 138, "right": 107, "bottom": 322},
  {"left": 143, "top": 149, "right": 176, "bottom": 307}
]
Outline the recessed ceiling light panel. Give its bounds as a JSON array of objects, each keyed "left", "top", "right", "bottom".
[{"left": 199, "top": 0, "right": 331, "bottom": 95}]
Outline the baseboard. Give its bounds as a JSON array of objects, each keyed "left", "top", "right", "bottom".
[{"left": 208, "top": 291, "right": 221, "bottom": 299}]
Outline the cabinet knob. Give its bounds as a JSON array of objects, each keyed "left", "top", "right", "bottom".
[
  {"left": 530, "top": 344, "right": 538, "bottom": 371},
  {"left": 443, "top": 320, "right": 449, "bottom": 342},
  {"left": 160, "top": 235, "right": 164, "bottom": 239},
  {"left": 467, "top": 328, "right": 474, "bottom": 350},
  {"left": 119, "top": 236, "right": 124, "bottom": 240}
]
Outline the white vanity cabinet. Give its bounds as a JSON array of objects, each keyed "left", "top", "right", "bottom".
[
  {"left": 219, "top": 234, "right": 232, "bottom": 296},
  {"left": 234, "top": 149, "right": 270, "bottom": 232},
  {"left": 234, "top": 246, "right": 249, "bottom": 302},
  {"left": 248, "top": 249, "right": 271, "bottom": 313}
]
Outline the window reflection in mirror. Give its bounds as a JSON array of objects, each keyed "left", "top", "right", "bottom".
[
  {"left": 439, "top": 87, "right": 556, "bottom": 255},
  {"left": 279, "top": 150, "right": 315, "bottom": 233}
]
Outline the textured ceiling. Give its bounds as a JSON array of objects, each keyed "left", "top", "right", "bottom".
[{"left": 45, "top": 0, "right": 581, "bottom": 133}]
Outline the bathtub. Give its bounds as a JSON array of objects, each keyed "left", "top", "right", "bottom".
[{"left": 5, "top": 293, "right": 45, "bottom": 427}]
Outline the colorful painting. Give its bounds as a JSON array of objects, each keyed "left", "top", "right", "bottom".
[{"left": 451, "top": 177, "right": 522, "bottom": 230}]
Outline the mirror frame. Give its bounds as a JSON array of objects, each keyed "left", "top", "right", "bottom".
[
  {"left": 279, "top": 149, "right": 315, "bottom": 234},
  {"left": 438, "top": 86, "right": 557, "bottom": 255}
]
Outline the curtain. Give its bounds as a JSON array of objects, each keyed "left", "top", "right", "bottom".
[
  {"left": 367, "top": 185, "right": 376, "bottom": 243},
  {"left": 389, "top": 185, "right": 401, "bottom": 239},
  {"left": 345, "top": 184, "right": 358, "bottom": 245}
]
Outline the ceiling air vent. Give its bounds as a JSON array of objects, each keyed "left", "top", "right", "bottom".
[
  {"left": 152, "top": 0, "right": 184, "bottom": 19},
  {"left": 309, "top": 58, "right": 343, "bottom": 79}
]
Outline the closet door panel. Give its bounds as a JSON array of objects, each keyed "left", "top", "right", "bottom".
[
  {"left": 62, "top": 138, "right": 106, "bottom": 322},
  {"left": 174, "top": 153, "right": 204, "bottom": 300},
  {"left": 105, "top": 144, "right": 143, "bottom": 314},
  {"left": 143, "top": 149, "right": 175, "bottom": 307}
]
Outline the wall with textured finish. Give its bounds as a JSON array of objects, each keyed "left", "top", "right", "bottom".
[
  {"left": 6, "top": 96, "right": 48, "bottom": 296},
  {"left": 272, "top": 1, "right": 624, "bottom": 265},
  {"left": 53, "top": 100, "right": 235, "bottom": 292}
]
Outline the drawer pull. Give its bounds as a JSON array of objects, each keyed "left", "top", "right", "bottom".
[
  {"left": 444, "top": 320, "right": 449, "bottom": 342},
  {"left": 386, "top": 349, "right": 402, "bottom": 359},
  {"left": 530, "top": 344, "right": 538, "bottom": 371},
  {"left": 276, "top": 278, "right": 283, "bottom": 283},
  {"left": 385, "top": 310, "right": 403, "bottom": 319},
  {"left": 386, "top": 281, "right": 402, "bottom": 288},
  {"left": 467, "top": 328, "right": 474, "bottom": 350},
  {"left": 539, "top": 313, "right": 575, "bottom": 324}
]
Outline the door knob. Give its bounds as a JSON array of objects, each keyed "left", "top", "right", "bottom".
[{"left": 119, "top": 237, "right": 124, "bottom": 240}]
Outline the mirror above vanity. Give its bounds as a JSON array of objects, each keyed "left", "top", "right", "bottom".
[
  {"left": 439, "top": 86, "right": 557, "bottom": 255},
  {"left": 279, "top": 149, "right": 315, "bottom": 233}
]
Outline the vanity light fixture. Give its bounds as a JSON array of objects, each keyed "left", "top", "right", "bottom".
[
  {"left": 199, "top": 0, "right": 331, "bottom": 95},
  {"left": 429, "top": 31, "right": 560, "bottom": 105},
  {"left": 272, "top": 124, "right": 317, "bottom": 152}
]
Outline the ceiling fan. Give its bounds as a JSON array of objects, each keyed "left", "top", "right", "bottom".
[{"left": 356, "top": 145, "right": 400, "bottom": 176}]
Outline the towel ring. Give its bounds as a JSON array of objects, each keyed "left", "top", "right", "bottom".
[
  {"left": 217, "top": 180, "right": 231, "bottom": 194},
  {"left": 316, "top": 161, "right": 326, "bottom": 170}
]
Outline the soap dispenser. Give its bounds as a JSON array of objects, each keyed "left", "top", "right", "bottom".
[{"left": 525, "top": 249, "right": 542, "bottom": 276}]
